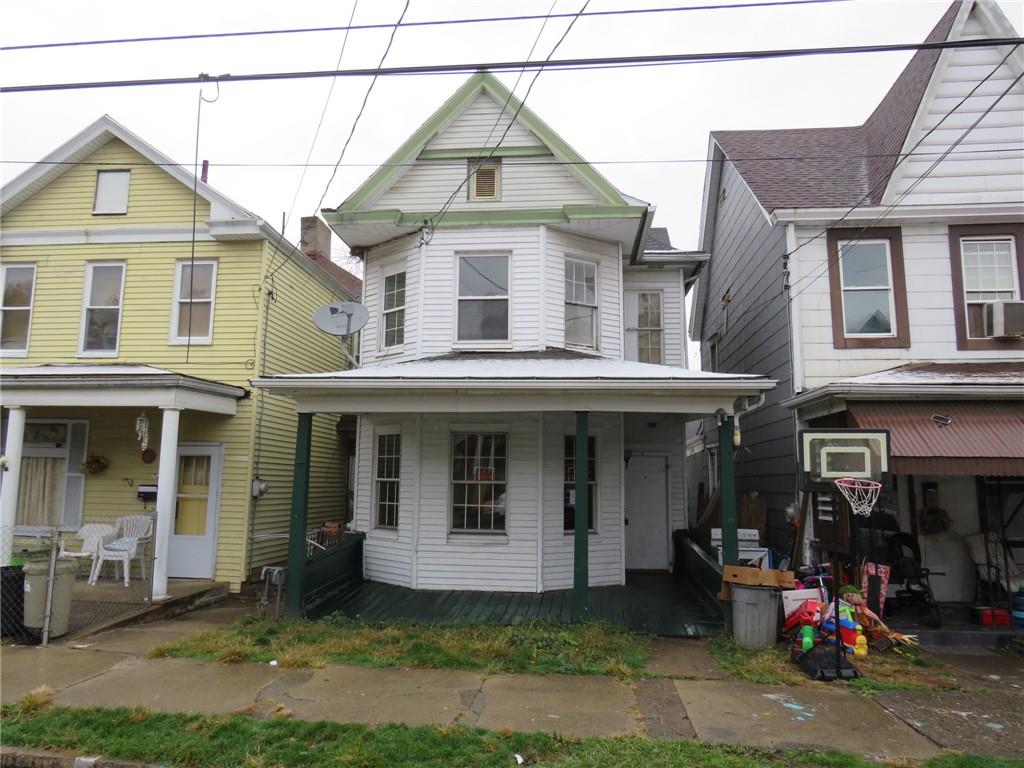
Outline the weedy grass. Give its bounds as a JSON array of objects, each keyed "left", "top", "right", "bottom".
[
  {"left": 6, "top": 701, "right": 1011, "bottom": 768},
  {"left": 150, "top": 615, "right": 651, "bottom": 678}
]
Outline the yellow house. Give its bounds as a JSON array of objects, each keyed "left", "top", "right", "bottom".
[{"left": 0, "top": 116, "right": 360, "bottom": 596}]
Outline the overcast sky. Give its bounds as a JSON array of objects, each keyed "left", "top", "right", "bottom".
[{"left": 3, "top": 0, "right": 1022, "bottom": 275}]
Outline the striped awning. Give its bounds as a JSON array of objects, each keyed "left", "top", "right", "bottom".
[{"left": 848, "top": 401, "right": 1024, "bottom": 476}]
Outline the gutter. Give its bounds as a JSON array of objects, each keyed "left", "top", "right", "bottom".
[
  {"left": 0, "top": 374, "right": 247, "bottom": 399},
  {"left": 628, "top": 205, "right": 654, "bottom": 265},
  {"left": 252, "top": 376, "right": 777, "bottom": 394},
  {"left": 782, "top": 382, "right": 1024, "bottom": 410}
]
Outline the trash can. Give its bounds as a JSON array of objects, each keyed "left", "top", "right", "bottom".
[
  {"left": 1, "top": 565, "right": 26, "bottom": 637},
  {"left": 731, "top": 584, "right": 780, "bottom": 649},
  {"left": 23, "top": 557, "right": 78, "bottom": 639}
]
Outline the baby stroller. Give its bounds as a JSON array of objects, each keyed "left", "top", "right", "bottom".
[{"left": 885, "top": 532, "right": 942, "bottom": 628}]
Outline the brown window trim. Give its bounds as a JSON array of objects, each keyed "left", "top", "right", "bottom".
[
  {"left": 826, "top": 227, "right": 910, "bottom": 349},
  {"left": 948, "top": 223, "right": 1024, "bottom": 352}
]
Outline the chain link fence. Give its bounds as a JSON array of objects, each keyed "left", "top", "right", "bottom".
[{"left": 1, "top": 520, "right": 155, "bottom": 645}]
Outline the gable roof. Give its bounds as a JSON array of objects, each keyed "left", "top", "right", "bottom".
[
  {"left": 1, "top": 115, "right": 360, "bottom": 299},
  {"left": 711, "top": 1, "right": 963, "bottom": 212},
  {"left": 326, "top": 71, "right": 629, "bottom": 214}
]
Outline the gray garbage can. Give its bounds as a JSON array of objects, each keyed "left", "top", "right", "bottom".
[
  {"left": 23, "top": 557, "right": 78, "bottom": 639},
  {"left": 731, "top": 584, "right": 780, "bottom": 649}
]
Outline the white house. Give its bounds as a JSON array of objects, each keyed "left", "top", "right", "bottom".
[
  {"left": 256, "top": 72, "right": 774, "bottom": 614},
  {"left": 690, "top": 0, "right": 1024, "bottom": 605}
]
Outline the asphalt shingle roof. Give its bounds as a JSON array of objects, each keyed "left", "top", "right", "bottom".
[
  {"left": 645, "top": 226, "right": 677, "bottom": 251},
  {"left": 712, "top": 1, "right": 960, "bottom": 211}
]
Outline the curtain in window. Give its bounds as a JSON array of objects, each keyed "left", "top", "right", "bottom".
[{"left": 16, "top": 456, "right": 67, "bottom": 527}]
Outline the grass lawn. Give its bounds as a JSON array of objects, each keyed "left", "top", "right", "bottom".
[
  {"left": 4, "top": 700, "right": 1021, "bottom": 768},
  {"left": 706, "top": 635, "right": 964, "bottom": 693},
  {"left": 150, "top": 615, "right": 650, "bottom": 678}
]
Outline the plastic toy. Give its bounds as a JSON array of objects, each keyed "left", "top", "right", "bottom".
[{"left": 801, "top": 624, "right": 814, "bottom": 652}]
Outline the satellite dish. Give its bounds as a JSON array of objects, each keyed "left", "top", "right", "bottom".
[{"left": 313, "top": 301, "right": 368, "bottom": 337}]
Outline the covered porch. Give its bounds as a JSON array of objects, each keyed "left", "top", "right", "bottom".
[
  {"left": 254, "top": 352, "right": 775, "bottom": 622},
  {"left": 0, "top": 365, "right": 245, "bottom": 602}
]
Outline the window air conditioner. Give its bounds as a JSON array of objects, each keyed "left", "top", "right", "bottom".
[{"left": 982, "top": 300, "right": 1024, "bottom": 338}]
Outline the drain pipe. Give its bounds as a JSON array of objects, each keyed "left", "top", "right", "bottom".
[{"left": 730, "top": 392, "right": 767, "bottom": 448}]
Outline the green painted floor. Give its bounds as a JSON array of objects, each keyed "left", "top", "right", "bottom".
[{"left": 318, "top": 571, "right": 723, "bottom": 637}]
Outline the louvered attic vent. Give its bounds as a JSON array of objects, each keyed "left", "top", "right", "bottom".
[{"left": 470, "top": 161, "right": 500, "bottom": 201}]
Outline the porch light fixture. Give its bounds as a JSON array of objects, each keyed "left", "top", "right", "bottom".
[
  {"left": 930, "top": 414, "right": 952, "bottom": 428},
  {"left": 135, "top": 412, "right": 150, "bottom": 452}
]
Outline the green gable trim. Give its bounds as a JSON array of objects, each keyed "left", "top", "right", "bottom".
[
  {"left": 330, "top": 71, "right": 626, "bottom": 214},
  {"left": 324, "top": 205, "right": 645, "bottom": 230},
  {"left": 418, "top": 146, "right": 552, "bottom": 160}
]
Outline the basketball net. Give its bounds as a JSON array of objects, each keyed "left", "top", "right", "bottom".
[{"left": 834, "top": 477, "right": 881, "bottom": 517}]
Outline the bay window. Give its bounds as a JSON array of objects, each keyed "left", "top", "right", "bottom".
[
  {"left": 565, "top": 258, "right": 597, "bottom": 348},
  {"left": 451, "top": 432, "right": 507, "bottom": 532},
  {"left": 375, "top": 432, "right": 401, "bottom": 528},
  {"left": 382, "top": 271, "right": 406, "bottom": 348},
  {"left": 457, "top": 254, "right": 509, "bottom": 342}
]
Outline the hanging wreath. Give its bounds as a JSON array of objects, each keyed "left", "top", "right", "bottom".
[{"left": 84, "top": 454, "right": 110, "bottom": 474}]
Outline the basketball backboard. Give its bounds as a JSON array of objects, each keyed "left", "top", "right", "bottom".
[{"left": 799, "top": 429, "right": 889, "bottom": 491}]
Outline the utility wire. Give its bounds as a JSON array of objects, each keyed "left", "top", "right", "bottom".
[
  {"left": 3, "top": 0, "right": 850, "bottom": 52},
  {"left": 4, "top": 146, "right": 1021, "bottom": 170},
  {"left": 6, "top": 36, "right": 1022, "bottom": 94}
]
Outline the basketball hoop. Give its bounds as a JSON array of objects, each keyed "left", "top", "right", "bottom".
[{"left": 834, "top": 477, "right": 882, "bottom": 517}]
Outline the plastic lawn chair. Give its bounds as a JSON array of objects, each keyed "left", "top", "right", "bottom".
[{"left": 59, "top": 523, "right": 116, "bottom": 577}]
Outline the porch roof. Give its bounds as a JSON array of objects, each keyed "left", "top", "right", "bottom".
[
  {"left": 252, "top": 352, "right": 775, "bottom": 415},
  {"left": 0, "top": 364, "right": 246, "bottom": 415}
]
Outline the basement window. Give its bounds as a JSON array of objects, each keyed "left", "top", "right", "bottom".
[
  {"left": 93, "top": 170, "right": 131, "bottom": 214},
  {"left": 468, "top": 160, "right": 500, "bottom": 201}
]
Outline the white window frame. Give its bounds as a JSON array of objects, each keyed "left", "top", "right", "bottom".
[
  {"left": 0, "top": 263, "right": 37, "bottom": 358},
  {"left": 373, "top": 428, "right": 402, "bottom": 530},
  {"left": 79, "top": 261, "right": 126, "bottom": 357},
  {"left": 380, "top": 269, "right": 407, "bottom": 351},
  {"left": 959, "top": 236, "right": 1021, "bottom": 339},
  {"left": 468, "top": 160, "right": 501, "bottom": 202},
  {"left": 563, "top": 432, "right": 598, "bottom": 534},
  {"left": 636, "top": 290, "right": 664, "bottom": 364},
  {"left": 92, "top": 170, "right": 131, "bottom": 215},
  {"left": 454, "top": 252, "right": 511, "bottom": 347},
  {"left": 449, "top": 430, "right": 509, "bottom": 534},
  {"left": 837, "top": 239, "right": 897, "bottom": 338},
  {"left": 170, "top": 259, "right": 217, "bottom": 345},
  {"left": 564, "top": 256, "right": 599, "bottom": 350}
]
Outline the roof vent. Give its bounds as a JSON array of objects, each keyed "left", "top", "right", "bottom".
[{"left": 470, "top": 161, "right": 500, "bottom": 201}]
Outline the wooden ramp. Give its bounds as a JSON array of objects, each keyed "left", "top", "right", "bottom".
[{"left": 316, "top": 571, "right": 722, "bottom": 637}]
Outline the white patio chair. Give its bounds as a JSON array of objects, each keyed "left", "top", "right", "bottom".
[
  {"left": 115, "top": 515, "right": 154, "bottom": 580},
  {"left": 59, "top": 524, "right": 116, "bottom": 578},
  {"left": 89, "top": 516, "right": 153, "bottom": 587}
]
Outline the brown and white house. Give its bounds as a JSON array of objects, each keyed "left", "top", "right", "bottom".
[{"left": 688, "top": 0, "right": 1024, "bottom": 603}]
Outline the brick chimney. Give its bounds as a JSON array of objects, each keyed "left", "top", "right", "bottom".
[{"left": 300, "top": 216, "right": 332, "bottom": 262}]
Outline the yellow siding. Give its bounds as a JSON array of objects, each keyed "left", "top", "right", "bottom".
[
  {"left": 246, "top": 242, "right": 351, "bottom": 573},
  {"left": 3, "top": 139, "right": 210, "bottom": 229}
]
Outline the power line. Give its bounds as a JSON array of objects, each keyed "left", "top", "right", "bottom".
[
  {"left": 6, "top": 36, "right": 1022, "bottom": 94},
  {"left": 3, "top": 0, "right": 850, "bottom": 52},
  {"left": 4, "top": 147, "right": 1020, "bottom": 170}
]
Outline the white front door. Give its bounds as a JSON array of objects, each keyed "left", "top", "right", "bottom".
[
  {"left": 625, "top": 454, "right": 669, "bottom": 570},
  {"left": 167, "top": 444, "right": 222, "bottom": 579}
]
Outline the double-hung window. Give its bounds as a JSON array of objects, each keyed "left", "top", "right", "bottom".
[
  {"left": 80, "top": 262, "right": 125, "bottom": 356},
  {"left": 382, "top": 271, "right": 406, "bottom": 348},
  {"left": 172, "top": 260, "right": 216, "bottom": 344},
  {"left": 948, "top": 225, "right": 1024, "bottom": 350},
  {"left": 451, "top": 432, "right": 507, "bottom": 532},
  {"left": 93, "top": 170, "right": 130, "bottom": 214},
  {"left": 563, "top": 435, "right": 596, "bottom": 532},
  {"left": 826, "top": 227, "right": 909, "bottom": 349},
  {"left": 457, "top": 254, "right": 509, "bottom": 342},
  {"left": 565, "top": 258, "right": 597, "bottom": 348},
  {"left": 374, "top": 432, "right": 401, "bottom": 528},
  {"left": 1, "top": 264, "right": 36, "bottom": 356},
  {"left": 637, "top": 292, "right": 663, "bottom": 363}
]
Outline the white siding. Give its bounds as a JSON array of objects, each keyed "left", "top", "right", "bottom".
[
  {"left": 623, "top": 268, "right": 688, "bottom": 367},
  {"left": 623, "top": 414, "right": 687, "bottom": 534},
  {"left": 546, "top": 228, "right": 623, "bottom": 357},
  {"left": 375, "top": 157, "right": 600, "bottom": 211},
  {"left": 542, "top": 412, "right": 625, "bottom": 589},
  {"left": 424, "top": 91, "right": 540, "bottom": 150},
  {"left": 887, "top": 12, "right": 1024, "bottom": 205},
  {"left": 795, "top": 221, "right": 1018, "bottom": 389}
]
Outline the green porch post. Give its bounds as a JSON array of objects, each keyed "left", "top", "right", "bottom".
[
  {"left": 285, "top": 411, "right": 313, "bottom": 618},
  {"left": 573, "top": 411, "right": 590, "bottom": 621},
  {"left": 719, "top": 415, "right": 739, "bottom": 567}
]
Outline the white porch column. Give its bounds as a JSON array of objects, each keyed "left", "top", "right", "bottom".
[
  {"left": 0, "top": 406, "right": 27, "bottom": 566},
  {"left": 152, "top": 407, "right": 181, "bottom": 601}
]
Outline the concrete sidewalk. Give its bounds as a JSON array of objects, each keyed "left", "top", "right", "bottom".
[{"left": 1, "top": 600, "right": 1019, "bottom": 761}]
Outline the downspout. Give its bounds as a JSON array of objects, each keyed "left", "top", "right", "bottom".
[
  {"left": 628, "top": 206, "right": 654, "bottom": 265},
  {"left": 785, "top": 222, "right": 804, "bottom": 520}
]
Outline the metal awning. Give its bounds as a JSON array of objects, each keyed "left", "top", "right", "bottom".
[{"left": 848, "top": 401, "right": 1024, "bottom": 476}]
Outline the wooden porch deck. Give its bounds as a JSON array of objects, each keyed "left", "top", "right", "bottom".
[{"left": 317, "top": 571, "right": 723, "bottom": 637}]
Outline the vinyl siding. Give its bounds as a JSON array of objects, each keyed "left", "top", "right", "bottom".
[
  {"left": 699, "top": 162, "right": 795, "bottom": 549},
  {"left": 795, "top": 221, "right": 1018, "bottom": 389},
  {"left": 423, "top": 91, "right": 540, "bottom": 150},
  {"left": 3, "top": 139, "right": 210, "bottom": 229},
  {"left": 359, "top": 235, "right": 421, "bottom": 365},
  {"left": 888, "top": 11, "right": 1024, "bottom": 206},
  {"left": 623, "top": 268, "right": 688, "bottom": 367}
]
